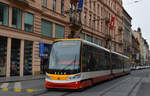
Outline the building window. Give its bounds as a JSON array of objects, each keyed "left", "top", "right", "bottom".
[
  {"left": 89, "top": 15, "right": 91, "bottom": 27},
  {"left": 41, "top": 19, "right": 52, "bottom": 37},
  {"left": 99, "top": 39, "right": 103, "bottom": 46},
  {"left": 86, "top": 35, "right": 92, "bottom": 42},
  {"left": 53, "top": 0, "right": 56, "bottom": 11},
  {"left": 97, "top": 5, "right": 99, "bottom": 14},
  {"left": 24, "top": 40, "right": 33, "bottom": 75},
  {"left": 43, "top": 0, "right": 47, "bottom": 7},
  {"left": 89, "top": 0, "right": 91, "bottom": 8},
  {"left": 61, "top": 0, "right": 64, "bottom": 13},
  {"left": 84, "top": 12, "right": 87, "bottom": 25},
  {"left": 11, "top": 39, "right": 21, "bottom": 76},
  {"left": 80, "top": 33, "right": 84, "bottom": 39},
  {"left": 55, "top": 24, "right": 65, "bottom": 39},
  {"left": 94, "top": 37, "right": 98, "bottom": 44},
  {"left": 0, "top": 3, "right": 9, "bottom": 26},
  {"left": 0, "top": 36, "right": 7, "bottom": 76},
  {"left": 12, "top": 7, "right": 22, "bottom": 29},
  {"left": 93, "top": 2, "right": 95, "bottom": 10},
  {"left": 93, "top": 17, "right": 95, "bottom": 28},
  {"left": 24, "top": 12, "right": 34, "bottom": 32},
  {"left": 97, "top": 17, "right": 99, "bottom": 30}
]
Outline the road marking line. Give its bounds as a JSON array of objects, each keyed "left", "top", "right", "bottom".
[
  {"left": 14, "top": 82, "right": 21, "bottom": 89},
  {"left": 14, "top": 88, "right": 22, "bottom": 92},
  {"left": 0, "top": 83, "right": 9, "bottom": 88},
  {"left": 2, "top": 88, "right": 9, "bottom": 91},
  {"left": 14, "top": 82, "right": 22, "bottom": 92},
  {"left": 26, "top": 89, "right": 37, "bottom": 93}
]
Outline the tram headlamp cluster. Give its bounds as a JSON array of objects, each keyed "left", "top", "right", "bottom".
[
  {"left": 46, "top": 74, "right": 51, "bottom": 80},
  {"left": 68, "top": 74, "right": 81, "bottom": 80}
]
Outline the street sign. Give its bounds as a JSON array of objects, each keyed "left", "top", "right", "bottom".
[{"left": 78, "top": 0, "right": 84, "bottom": 12}]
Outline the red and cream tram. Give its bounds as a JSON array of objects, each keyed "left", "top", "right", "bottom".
[{"left": 45, "top": 39, "right": 130, "bottom": 89}]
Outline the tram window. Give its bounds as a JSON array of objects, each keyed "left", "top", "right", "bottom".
[
  {"left": 82, "top": 44, "right": 110, "bottom": 72},
  {"left": 82, "top": 44, "right": 88, "bottom": 72}
]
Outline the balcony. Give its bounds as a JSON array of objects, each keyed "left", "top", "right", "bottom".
[
  {"left": 69, "top": 14, "right": 82, "bottom": 30},
  {"left": 9, "top": 0, "right": 29, "bottom": 6}
]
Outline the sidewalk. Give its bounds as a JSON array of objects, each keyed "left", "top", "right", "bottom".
[{"left": 0, "top": 74, "right": 45, "bottom": 83}]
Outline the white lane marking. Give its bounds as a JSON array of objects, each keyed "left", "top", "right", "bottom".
[
  {"left": 0, "top": 83, "right": 9, "bottom": 88},
  {"left": 14, "top": 82, "right": 21, "bottom": 89}
]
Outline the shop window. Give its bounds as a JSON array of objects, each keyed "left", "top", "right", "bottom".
[
  {"left": 0, "top": 36, "right": 7, "bottom": 77},
  {"left": 12, "top": 7, "right": 22, "bottom": 29},
  {"left": 0, "top": 3, "right": 9, "bottom": 26},
  {"left": 24, "top": 12, "right": 34, "bottom": 32},
  {"left": 41, "top": 19, "right": 52, "bottom": 37},
  {"left": 24, "top": 40, "right": 33, "bottom": 75},
  {"left": 11, "top": 39, "right": 20, "bottom": 76},
  {"left": 55, "top": 24, "right": 65, "bottom": 39}
]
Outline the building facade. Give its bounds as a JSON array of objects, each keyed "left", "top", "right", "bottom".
[
  {"left": 142, "top": 39, "right": 149, "bottom": 66},
  {"left": 131, "top": 32, "right": 140, "bottom": 67},
  {"left": 80, "top": 0, "right": 124, "bottom": 53},
  {"left": 133, "top": 28, "right": 144, "bottom": 65},
  {"left": 133, "top": 28, "right": 149, "bottom": 65},
  {"left": 0, "top": 0, "right": 70, "bottom": 77},
  {"left": 0, "top": 0, "right": 125, "bottom": 77},
  {"left": 122, "top": 8, "right": 132, "bottom": 57},
  {"left": 148, "top": 50, "right": 150, "bottom": 66}
]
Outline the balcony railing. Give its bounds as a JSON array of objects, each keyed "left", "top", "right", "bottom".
[{"left": 69, "top": 13, "right": 82, "bottom": 28}]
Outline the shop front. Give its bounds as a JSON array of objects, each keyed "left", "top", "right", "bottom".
[
  {"left": 0, "top": 36, "right": 7, "bottom": 77},
  {"left": 0, "top": 35, "right": 35, "bottom": 77}
]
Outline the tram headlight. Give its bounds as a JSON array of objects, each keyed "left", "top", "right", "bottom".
[
  {"left": 68, "top": 74, "right": 81, "bottom": 80},
  {"left": 46, "top": 74, "right": 51, "bottom": 80}
]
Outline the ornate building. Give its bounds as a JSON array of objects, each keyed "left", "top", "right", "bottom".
[{"left": 0, "top": 0, "right": 125, "bottom": 77}]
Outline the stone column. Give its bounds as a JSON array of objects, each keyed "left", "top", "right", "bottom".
[
  {"left": 20, "top": 40, "right": 24, "bottom": 77},
  {"left": 6, "top": 38, "right": 11, "bottom": 77},
  {"left": 32, "top": 41, "right": 35, "bottom": 76},
  {"left": 52, "top": 23, "right": 55, "bottom": 38},
  {"left": 8, "top": 7, "right": 12, "bottom": 27},
  {"left": 22, "top": 12, "right": 24, "bottom": 30}
]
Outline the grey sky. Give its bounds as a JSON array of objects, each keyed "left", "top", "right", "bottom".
[{"left": 122, "top": 0, "right": 150, "bottom": 46}]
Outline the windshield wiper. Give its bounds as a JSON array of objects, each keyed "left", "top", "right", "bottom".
[{"left": 61, "top": 55, "right": 77, "bottom": 73}]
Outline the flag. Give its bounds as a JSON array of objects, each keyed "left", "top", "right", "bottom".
[
  {"left": 78, "top": 0, "right": 84, "bottom": 12},
  {"left": 110, "top": 17, "right": 115, "bottom": 30}
]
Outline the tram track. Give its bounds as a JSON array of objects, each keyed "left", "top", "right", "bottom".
[
  {"left": 32, "top": 88, "right": 74, "bottom": 96},
  {"left": 98, "top": 77, "right": 142, "bottom": 96}
]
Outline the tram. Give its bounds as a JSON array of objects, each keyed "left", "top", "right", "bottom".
[{"left": 45, "top": 38, "right": 130, "bottom": 89}]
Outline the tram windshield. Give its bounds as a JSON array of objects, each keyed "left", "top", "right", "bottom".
[{"left": 48, "top": 40, "right": 81, "bottom": 74}]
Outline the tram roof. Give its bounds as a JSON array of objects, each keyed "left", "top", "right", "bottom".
[
  {"left": 54, "top": 38, "right": 129, "bottom": 59},
  {"left": 82, "top": 40, "right": 129, "bottom": 59}
]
